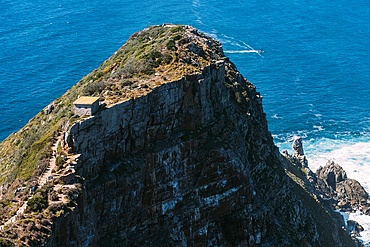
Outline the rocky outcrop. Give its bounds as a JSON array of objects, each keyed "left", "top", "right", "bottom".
[
  {"left": 45, "top": 26, "right": 358, "bottom": 247},
  {"left": 316, "top": 160, "right": 347, "bottom": 190},
  {"left": 316, "top": 160, "right": 369, "bottom": 214},
  {"left": 282, "top": 139, "right": 368, "bottom": 244},
  {"left": 315, "top": 160, "right": 369, "bottom": 240},
  {"left": 0, "top": 25, "right": 359, "bottom": 246},
  {"left": 283, "top": 136, "right": 309, "bottom": 169},
  {"left": 50, "top": 54, "right": 281, "bottom": 247},
  {"left": 337, "top": 179, "right": 369, "bottom": 210},
  {"left": 292, "top": 136, "right": 304, "bottom": 156}
]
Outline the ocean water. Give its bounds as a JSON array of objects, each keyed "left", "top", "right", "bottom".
[{"left": 1, "top": 0, "right": 369, "bottom": 244}]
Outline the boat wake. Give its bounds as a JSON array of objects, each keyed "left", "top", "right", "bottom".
[
  {"left": 225, "top": 49, "right": 264, "bottom": 55},
  {"left": 202, "top": 31, "right": 264, "bottom": 57},
  {"left": 225, "top": 41, "right": 264, "bottom": 57}
]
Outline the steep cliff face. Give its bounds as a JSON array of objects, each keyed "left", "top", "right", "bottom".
[{"left": 0, "top": 25, "right": 357, "bottom": 246}]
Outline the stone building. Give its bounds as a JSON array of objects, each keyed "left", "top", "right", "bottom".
[{"left": 73, "top": 96, "right": 100, "bottom": 116}]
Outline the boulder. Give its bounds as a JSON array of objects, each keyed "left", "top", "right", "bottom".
[
  {"left": 347, "top": 220, "right": 364, "bottom": 238},
  {"left": 44, "top": 104, "right": 55, "bottom": 115},
  {"left": 316, "top": 160, "right": 347, "bottom": 190},
  {"left": 336, "top": 179, "right": 368, "bottom": 211}
]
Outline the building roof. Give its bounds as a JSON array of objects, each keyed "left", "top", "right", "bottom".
[{"left": 73, "top": 96, "right": 100, "bottom": 106}]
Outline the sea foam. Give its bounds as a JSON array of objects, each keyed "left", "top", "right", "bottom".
[{"left": 278, "top": 137, "right": 370, "bottom": 245}]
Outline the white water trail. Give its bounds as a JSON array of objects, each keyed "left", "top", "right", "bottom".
[
  {"left": 226, "top": 50, "right": 261, "bottom": 54},
  {"left": 224, "top": 40, "right": 264, "bottom": 57}
]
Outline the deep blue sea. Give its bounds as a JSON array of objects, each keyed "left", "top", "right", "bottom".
[{"left": 1, "top": 0, "right": 370, "bottom": 243}]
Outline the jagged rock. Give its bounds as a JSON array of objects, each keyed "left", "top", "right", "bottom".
[
  {"left": 315, "top": 160, "right": 369, "bottom": 217},
  {"left": 282, "top": 137, "right": 308, "bottom": 168},
  {"left": 285, "top": 138, "right": 367, "bottom": 242},
  {"left": 347, "top": 220, "right": 364, "bottom": 238},
  {"left": 287, "top": 136, "right": 309, "bottom": 168},
  {"left": 292, "top": 136, "right": 304, "bottom": 156},
  {"left": 316, "top": 160, "right": 347, "bottom": 190},
  {"left": 314, "top": 176, "right": 335, "bottom": 198},
  {"left": 337, "top": 200, "right": 352, "bottom": 211},
  {"left": 336, "top": 179, "right": 368, "bottom": 211}
]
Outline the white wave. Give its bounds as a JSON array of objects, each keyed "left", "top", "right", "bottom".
[
  {"left": 191, "top": 1, "right": 204, "bottom": 26},
  {"left": 204, "top": 30, "right": 218, "bottom": 41},
  {"left": 306, "top": 140, "right": 370, "bottom": 193},
  {"left": 271, "top": 114, "right": 283, "bottom": 119},
  {"left": 313, "top": 125, "right": 324, "bottom": 131},
  {"left": 192, "top": 0, "right": 201, "bottom": 7},
  {"left": 302, "top": 138, "right": 370, "bottom": 245},
  {"left": 348, "top": 211, "right": 370, "bottom": 245},
  {"left": 240, "top": 40, "right": 255, "bottom": 50},
  {"left": 225, "top": 50, "right": 262, "bottom": 54}
]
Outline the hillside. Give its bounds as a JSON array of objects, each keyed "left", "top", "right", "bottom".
[{"left": 0, "top": 24, "right": 358, "bottom": 246}]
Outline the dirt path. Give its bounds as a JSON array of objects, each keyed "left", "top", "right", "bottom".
[
  {"left": 39, "top": 135, "right": 61, "bottom": 186},
  {"left": 0, "top": 133, "right": 64, "bottom": 231}
]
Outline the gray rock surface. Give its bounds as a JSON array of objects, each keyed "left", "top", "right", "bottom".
[
  {"left": 45, "top": 28, "right": 357, "bottom": 247},
  {"left": 316, "top": 160, "right": 347, "bottom": 190},
  {"left": 336, "top": 179, "right": 369, "bottom": 212},
  {"left": 292, "top": 136, "right": 304, "bottom": 156}
]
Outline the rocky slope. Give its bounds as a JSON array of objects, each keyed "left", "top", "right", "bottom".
[
  {"left": 283, "top": 137, "right": 370, "bottom": 241},
  {"left": 0, "top": 25, "right": 359, "bottom": 246}
]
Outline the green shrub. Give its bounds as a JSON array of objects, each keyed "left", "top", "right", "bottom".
[
  {"left": 120, "top": 80, "right": 133, "bottom": 87},
  {"left": 116, "top": 63, "right": 136, "bottom": 79},
  {"left": 163, "top": 53, "right": 173, "bottom": 64},
  {"left": 171, "top": 25, "right": 183, "bottom": 33},
  {"left": 166, "top": 39, "right": 176, "bottom": 50},
  {"left": 0, "top": 238, "right": 15, "bottom": 247},
  {"left": 82, "top": 81, "right": 106, "bottom": 95},
  {"left": 55, "top": 155, "right": 65, "bottom": 171},
  {"left": 27, "top": 194, "right": 48, "bottom": 212}
]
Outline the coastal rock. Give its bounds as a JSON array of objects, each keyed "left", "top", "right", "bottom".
[
  {"left": 284, "top": 137, "right": 367, "bottom": 243},
  {"left": 315, "top": 176, "right": 336, "bottom": 199},
  {"left": 284, "top": 136, "right": 309, "bottom": 168},
  {"left": 316, "top": 160, "right": 369, "bottom": 215},
  {"left": 292, "top": 136, "right": 304, "bottom": 156},
  {"left": 316, "top": 160, "right": 347, "bottom": 190},
  {"left": 347, "top": 220, "right": 364, "bottom": 238},
  {"left": 336, "top": 179, "right": 369, "bottom": 211}
]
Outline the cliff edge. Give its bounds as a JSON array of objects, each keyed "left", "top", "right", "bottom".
[{"left": 0, "top": 25, "right": 357, "bottom": 246}]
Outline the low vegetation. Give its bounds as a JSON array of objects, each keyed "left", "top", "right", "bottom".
[{"left": 0, "top": 238, "right": 15, "bottom": 247}]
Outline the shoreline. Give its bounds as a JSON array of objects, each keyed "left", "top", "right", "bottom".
[{"left": 280, "top": 137, "right": 370, "bottom": 245}]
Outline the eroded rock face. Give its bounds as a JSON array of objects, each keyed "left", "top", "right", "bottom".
[
  {"left": 316, "top": 160, "right": 369, "bottom": 215},
  {"left": 283, "top": 139, "right": 367, "bottom": 244},
  {"left": 51, "top": 58, "right": 279, "bottom": 247},
  {"left": 316, "top": 160, "right": 347, "bottom": 190},
  {"left": 336, "top": 179, "right": 369, "bottom": 211},
  {"left": 43, "top": 26, "right": 357, "bottom": 247}
]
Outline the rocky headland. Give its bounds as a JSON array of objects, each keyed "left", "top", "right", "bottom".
[
  {"left": 283, "top": 136, "right": 369, "bottom": 241},
  {"left": 0, "top": 25, "right": 363, "bottom": 246}
]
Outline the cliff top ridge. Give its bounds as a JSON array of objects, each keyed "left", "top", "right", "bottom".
[
  {"left": 0, "top": 24, "right": 225, "bottom": 187},
  {"left": 80, "top": 24, "right": 225, "bottom": 105}
]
